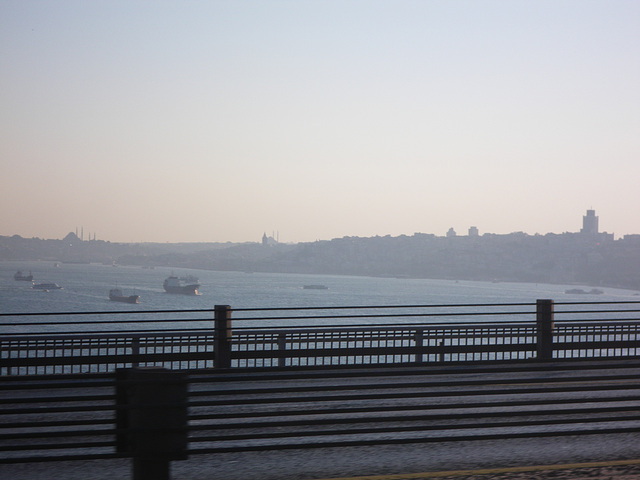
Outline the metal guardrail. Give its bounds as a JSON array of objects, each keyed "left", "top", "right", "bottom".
[
  {"left": 2, "top": 300, "right": 640, "bottom": 479},
  {"left": 3, "top": 359, "right": 640, "bottom": 479},
  {"left": 1, "top": 300, "right": 640, "bottom": 375}
]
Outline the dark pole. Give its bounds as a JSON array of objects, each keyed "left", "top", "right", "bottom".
[
  {"left": 116, "top": 367, "right": 188, "bottom": 480},
  {"left": 536, "top": 299, "right": 555, "bottom": 361}
]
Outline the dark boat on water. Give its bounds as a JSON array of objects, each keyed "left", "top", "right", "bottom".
[
  {"left": 303, "top": 284, "right": 328, "bottom": 290},
  {"left": 14, "top": 271, "right": 34, "bottom": 282},
  {"left": 163, "top": 276, "right": 200, "bottom": 295},
  {"left": 109, "top": 288, "right": 140, "bottom": 304},
  {"left": 32, "top": 283, "right": 62, "bottom": 290},
  {"left": 564, "top": 288, "right": 604, "bottom": 295}
]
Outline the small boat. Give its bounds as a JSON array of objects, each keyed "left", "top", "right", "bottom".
[
  {"left": 33, "top": 283, "right": 62, "bottom": 290},
  {"left": 163, "top": 276, "right": 200, "bottom": 295},
  {"left": 564, "top": 288, "right": 604, "bottom": 295},
  {"left": 565, "top": 288, "right": 586, "bottom": 294},
  {"left": 14, "top": 270, "right": 34, "bottom": 282},
  {"left": 303, "top": 284, "right": 328, "bottom": 290},
  {"left": 109, "top": 288, "right": 140, "bottom": 304}
]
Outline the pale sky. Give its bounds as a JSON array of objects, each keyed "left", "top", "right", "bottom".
[{"left": 1, "top": 1, "right": 639, "bottom": 243}]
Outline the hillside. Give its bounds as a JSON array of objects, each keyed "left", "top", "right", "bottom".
[{"left": 2, "top": 231, "right": 639, "bottom": 291}]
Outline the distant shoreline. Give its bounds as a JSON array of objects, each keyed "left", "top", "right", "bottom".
[{"left": 2, "top": 231, "right": 640, "bottom": 292}]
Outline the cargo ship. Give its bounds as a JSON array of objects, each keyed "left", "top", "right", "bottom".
[
  {"left": 109, "top": 288, "right": 140, "bottom": 304},
  {"left": 14, "top": 271, "right": 33, "bottom": 282},
  {"left": 163, "top": 276, "right": 200, "bottom": 295}
]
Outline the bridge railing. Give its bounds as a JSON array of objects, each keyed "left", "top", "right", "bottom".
[
  {"left": 1, "top": 300, "right": 640, "bottom": 375},
  {"left": 553, "top": 300, "right": 640, "bottom": 359},
  {"left": 229, "top": 323, "right": 539, "bottom": 368}
]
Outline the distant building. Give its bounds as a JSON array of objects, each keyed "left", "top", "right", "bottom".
[
  {"left": 262, "top": 232, "right": 278, "bottom": 246},
  {"left": 446, "top": 228, "right": 457, "bottom": 238},
  {"left": 581, "top": 209, "right": 599, "bottom": 235},
  {"left": 468, "top": 226, "right": 479, "bottom": 237},
  {"left": 63, "top": 232, "right": 80, "bottom": 245}
]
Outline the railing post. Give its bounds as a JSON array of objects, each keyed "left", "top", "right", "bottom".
[
  {"left": 414, "top": 329, "right": 424, "bottom": 364},
  {"left": 131, "top": 337, "right": 140, "bottom": 368},
  {"left": 214, "top": 305, "right": 232, "bottom": 369},
  {"left": 277, "top": 333, "right": 287, "bottom": 367},
  {"left": 536, "top": 299, "right": 555, "bottom": 361},
  {"left": 116, "top": 367, "right": 188, "bottom": 480}
]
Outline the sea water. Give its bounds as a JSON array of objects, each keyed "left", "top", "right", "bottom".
[{"left": 1, "top": 260, "right": 638, "bottom": 332}]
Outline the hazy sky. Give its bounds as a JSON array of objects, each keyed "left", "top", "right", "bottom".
[{"left": 1, "top": 1, "right": 638, "bottom": 243}]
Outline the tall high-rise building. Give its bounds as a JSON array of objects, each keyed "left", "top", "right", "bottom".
[{"left": 581, "top": 209, "right": 598, "bottom": 234}]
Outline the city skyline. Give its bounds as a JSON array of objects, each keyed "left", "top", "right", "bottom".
[
  {"left": 9, "top": 208, "right": 625, "bottom": 244},
  {"left": 1, "top": 2, "right": 638, "bottom": 243}
]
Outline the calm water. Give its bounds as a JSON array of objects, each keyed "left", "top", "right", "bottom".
[{"left": 1, "top": 260, "right": 639, "bottom": 332}]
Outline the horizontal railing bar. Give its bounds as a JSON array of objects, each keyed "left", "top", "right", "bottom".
[
  {"left": 555, "top": 318, "right": 640, "bottom": 324},
  {"left": 217, "top": 325, "right": 532, "bottom": 334},
  {"left": 0, "top": 315, "right": 215, "bottom": 327},
  {"left": 191, "top": 405, "right": 640, "bottom": 430},
  {"left": 0, "top": 428, "right": 116, "bottom": 441},
  {"left": 0, "top": 393, "right": 114, "bottom": 405},
  {"left": 0, "top": 309, "right": 216, "bottom": 317},
  {"left": 232, "top": 302, "right": 538, "bottom": 312},
  {"left": 0, "top": 329, "right": 217, "bottom": 337},
  {"left": 0, "top": 319, "right": 213, "bottom": 327},
  {"left": 233, "top": 301, "right": 640, "bottom": 312},
  {"left": 0, "top": 425, "right": 186, "bottom": 442},
  {"left": 229, "top": 310, "right": 537, "bottom": 322},
  {"left": 0, "top": 441, "right": 115, "bottom": 452},
  {"left": 0, "top": 452, "right": 125, "bottom": 464},
  {"left": 0, "top": 303, "right": 538, "bottom": 319},
  {"left": 0, "top": 401, "right": 194, "bottom": 416},
  {"left": 187, "top": 358, "right": 640, "bottom": 380},
  {"left": 0, "top": 371, "right": 113, "bottom": 380},
  {"left": 554, "top": 301, "right": 640, "bottom": 306},
  {"left": 554, "top": 310, "right": 640, "bottom": 316},
  {"left": 0, "top": 418, "right": 114, "bottom": 429},
  {"left": 186, "top": 425, "right": 640, "bottom": 455},
  {"left": 189, "top": 393, "right": 640, "bottom": 421},
  {"left": 0, "top": 379, "right": 114, "bottom": 389},
  {"left": 189, "top": 413, "right": 640, "bottom": 443},
  {"left": 0, "top": 405, "right": 116, "bottom": 415},
  {"left": 186, "top": 371, "right": 640, "bottom": 397},
  {"left": 197, "top": 321, "right": 535, "bottom": 331},
  {"left": 187, "top": 383, "right": 639, "bottom": 408}
]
